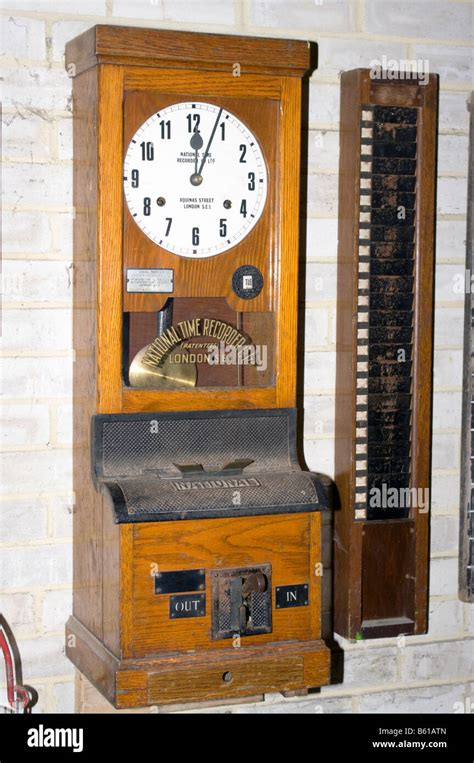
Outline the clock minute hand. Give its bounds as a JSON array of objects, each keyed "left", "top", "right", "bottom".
[{"left": 197, "top": 108, "right": 223, "bottom": 177}]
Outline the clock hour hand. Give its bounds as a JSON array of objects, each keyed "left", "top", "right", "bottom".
[
  {"left": 190, "top": 107, "right": 223, "bottom": 186},
  {"left": 190, "top": 128, "right": 203, "bottom": 178}
]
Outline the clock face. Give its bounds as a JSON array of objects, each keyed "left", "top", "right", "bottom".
[{"left": 123, "top": 101, "right": 268, "bottom": 258}]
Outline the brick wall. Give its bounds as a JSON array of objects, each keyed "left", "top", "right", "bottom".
[{"left": 1, "top": 0, "right": 472, "bottom": 714}]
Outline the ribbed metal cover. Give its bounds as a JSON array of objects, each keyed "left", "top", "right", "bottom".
[
  {"left": 99, "top": 412, "right": 291, "bottom": 477},
  {"left": 110, "top": 471, "right": 318, "bottom": 517},
  {"left": 91, "top": 409, "right": 329, "bottom": 523}
]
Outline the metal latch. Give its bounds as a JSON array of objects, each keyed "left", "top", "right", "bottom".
[{"left": 211, "top": 565, "right": 272, "bottom": 640}]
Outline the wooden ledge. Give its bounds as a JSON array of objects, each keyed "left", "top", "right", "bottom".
[{"left": 65, "top": 25, "right": 317, "bottom": 78}]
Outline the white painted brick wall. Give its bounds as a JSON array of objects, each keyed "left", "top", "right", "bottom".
[
  {"left": 308, "top": 83, "right": 340, "bottom": 127},
  {"left": 428, "top": 599, "right": 464, "bottom": 637},
  {"left": 0, "top": 544, "right": 72, "bottom": 589},
  {"left": 0, "top": 357, "right": 72, "bottom": 398},
  {"left": 436, "top": 220, "right": 467, "bottom": 262},
  {"left": 358, "top": 684, "right": 466, "bottom": 714},
  {"left": 0, "top": 497, "right": 48, "bottom": 542},
  {"left": 412, "top": 45, "right": 473, "bottom": 86},
  {"left": 1, "top": 15, "right": 46, "bottom": 59},
  {"left": 0, "top": 404, "right": 50, "bottom": 447},
  {"left": 342, "top": 646, "right": 399, "bottom": 687},
  {"left": 402, "top": 641, "right": 473, "bottom": 683},
  {"left": 250, "top": 0, "right": 355, "bottom": 34},
  {"left": 0, "top": 592, "right": 35, "bottom": 630},
  {"left": 433, "top": 349, "right": 463, "bottom": 388},
  {"left": 2, "top": 66, "right": 71, "bottom": 112},
  {"left": 306, "top": 218, "right": 338, "bottom": 259},
  {"left": 0, "top": 450, "right": 72, "bottom": 495},
  {"left": 430, "top": 558, "right": 460, "bottom": 597},
  {"left": 0, "top": 0, "right": 472, "bottom": 715},
  {"left": 364, "top": 0, "right": 473, "bottom": 41},
  {"left": 2, "top": 211, "right": 53, "bottom": 253},
  {"left": 42, "top": 589, "right": 72, "bottom": 632},
  {"left": 304, "top": 352, "right": 336, "bottom": 391},
  {"left": 0, "top": 309, "right": 72, "bottom": 351}
]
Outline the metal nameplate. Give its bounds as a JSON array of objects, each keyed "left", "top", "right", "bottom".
[
  {"left": 126, "top": 268, "right": 173, "bottom": 293},
  {"left": 169, "top": 593, "right": 206, "bottom": 619},
  {"left": 275, "top": 584, "right": 309, "bottom": 609},
  {"left": 170, "top": 477, "right": 262, "bottom": 491},
  {"left": 154, "top": 568, "right": 205, "bottom": 595}
]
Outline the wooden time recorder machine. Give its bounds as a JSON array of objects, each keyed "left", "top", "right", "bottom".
[{"left": 65, "top": 26, "right": 331, "bottom": 708}]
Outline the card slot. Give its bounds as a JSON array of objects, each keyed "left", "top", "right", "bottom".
[
  {"left": 368, "top": 377, "right": 412, "bottom": 394},
  {"left": 371, "top": 242, "right": 415, "bottom": 258},
  {"left": 371, "top": 209, "right": 415, "bottom": 226},
  {"left": 367, "top": 424, "right": 410, "bottom": 443},
  {"left": 368, "top": 327, "right": 413, "bottom": 343},
  {"left": 368, "top": 346, "right": 413, "bottom": 362},
  {"left": 369, "top": 275, "right": 414, "bottom": 292},
  {"left": 372, "top": 157, "right": 416, "bottom": 175},
  {"left": 369, "top": 259, "right": 414, "bottom": 276},
  {"left": 372, "top": 175, "right": 416, "bottom": 193},
  {"left": 369, "top": 311, "right": 413, "bottom": 328},
  {"left": 373, "top": 125, "right": 417, "bottom": 142},
  {"left": 373, "top": 142, "right": 417, "bottom": 159},
  {"left": 370, "top": 226, "right": 415, "bottom": 242},
  {"left": 371, "top": 191, "right": 415, "bottom": 209},
  {"left": 367, "top": 410, "right": 411, "bottom": 427},
  {"left": 369, "top": 293, "right": 414, "bottom": 311},
  {"left": 373, "top": 105, "right": 417, "bottom": 124},
  {"left": 366, "top": 456, "right": 411, "bottom": 472},
  {"left": 367, "top": 393, "right": 412, "bottom": 411},
  {"left": 368, "top": 363, "right": 413, "bottom": 379}
]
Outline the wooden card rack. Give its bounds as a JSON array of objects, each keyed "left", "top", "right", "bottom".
[{"left": 334, "top": 69, "right": 438, "bottom": 640}]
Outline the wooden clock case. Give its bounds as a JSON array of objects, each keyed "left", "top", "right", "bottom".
[{"left": 65, "top": 26, "right": 330, "bottom": 709}]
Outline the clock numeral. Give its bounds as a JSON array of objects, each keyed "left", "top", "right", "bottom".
[
  {"left": 248, "top": 172, "right": 255, "bottom": 191},
  {"left": 165, "top": 217, "right": 172, "bottom": 236},
  {"left": 131, "top": 169, "right": 139, "bottom": 188},
  {"left": 220, "top": 122, "right": 226, "bottom": 141},
  {"left": 187, "top": 113, "right": 201, "bottom": 132},
  {"left": 219, "top": 218, "right": 227, "bottom": 237},
  {"left": 143, "top": 197, "right": 151, "bottom": 216},
  {"left": 240, "top": 200, "right": 247, "bottom": 218},
  {"left": 140, "top": 141, "right": 154, "bottom": 161},
  {"left": 239, "top": 144, "right": 247, "bottom": 163},
  {"left": 192, "top": 227, "right": 200, "bottom": 246},
  {"left": 159, "top": 120, "right": 171, "bottom": 139}
]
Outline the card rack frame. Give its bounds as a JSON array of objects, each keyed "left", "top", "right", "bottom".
[{"left": 334, "top": 69, "right": 438, "bottom": 640}]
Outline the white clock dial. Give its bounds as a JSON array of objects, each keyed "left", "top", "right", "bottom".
[{"left": 123, "top": 101, "right": 268, "bottom": 258}]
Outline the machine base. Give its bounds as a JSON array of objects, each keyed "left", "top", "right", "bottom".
[{"left": 66, "top": 616, "right": 331, "bottom": 709}]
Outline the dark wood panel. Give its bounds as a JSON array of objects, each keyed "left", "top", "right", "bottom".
[{"left": 361, "top": 521, "right": 415, "bottom": 622}]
